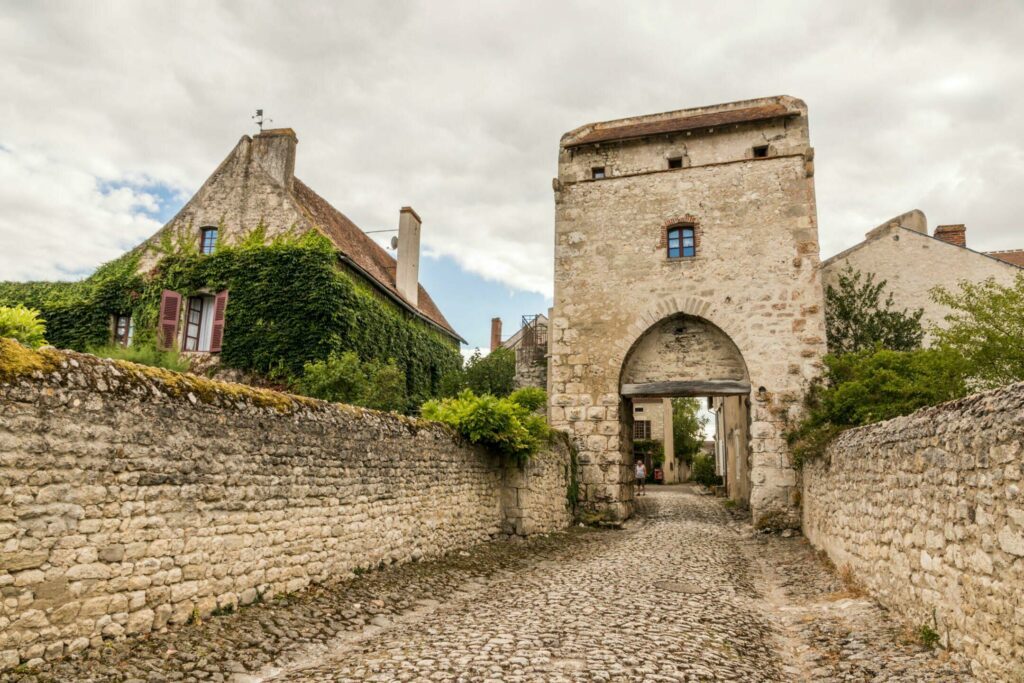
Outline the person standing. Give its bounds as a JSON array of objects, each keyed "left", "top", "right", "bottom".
[{"left": 634, "top": 458, "right": 647, "bottom": 496}]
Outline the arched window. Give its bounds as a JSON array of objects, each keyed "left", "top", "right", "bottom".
[
  {"left": 200, "top": 227, "right": 218, "bottom": 255},
  {"left": 667, "top": 226, "right": 695, "bottom": 258}
]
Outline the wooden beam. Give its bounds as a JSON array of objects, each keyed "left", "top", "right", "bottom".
[{"left": 620, "top": 380, "right": 751, "bottom": 398}]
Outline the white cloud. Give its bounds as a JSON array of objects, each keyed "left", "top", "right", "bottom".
[{"left": 1, "top": 0, "right": 1022, "bottom": 289}]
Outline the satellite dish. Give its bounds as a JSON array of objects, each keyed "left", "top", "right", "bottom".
[{"left": 390, "top": 236, "right": 399, "bottom": 250}]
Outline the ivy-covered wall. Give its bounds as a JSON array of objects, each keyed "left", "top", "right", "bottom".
[{"left": 0, "top": 233, "right": 461, "bottom": 405}]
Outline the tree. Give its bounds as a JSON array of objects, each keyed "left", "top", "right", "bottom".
[
  {"left": 294, "top": 352, "right": 409, "bottom": 413},
  {"left": 671, "top": 398, "right": 708, "bottom": 465},
  {"left": 0, "top": 305, "right": 47, "bottom": 348},
  {"left": 441, "top": 347, "right": 517, "bottom": 398},
  {"left": 931, "top": 273, "right": 1024, "bottom": 389},
  {"left": 825, "top": 265, "right": 924, "bottom": 353}
]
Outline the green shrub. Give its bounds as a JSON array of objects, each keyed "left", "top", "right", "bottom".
[
  {"left": 421, "top": 389, "right": 550, "bottom": 465},
  {"left": 508, "top": 386, "right": 547, "bottom": 412},
  {"left": 88, "top": 344, "right": 191, "bottom": 373},
  {"left": 787, "top": 346, "right": 970, "bottom": 467},
  {"left": 440, "top": 348, "right": 516, "bottom": 398},
  {"left": 632, "top": 439, "right": 664, "bottom": 469},
  {"left": 0, "top": 305, "right": 47, "bottom": 348},
  {"left": 825, "top": 264, "right": 924, "bottom": 353},
  {"left": 690, "top": 454, "right": 722, "bottom": 487},
  {"left": 295, "top": 351, "right": 408, "bottom": 413}
]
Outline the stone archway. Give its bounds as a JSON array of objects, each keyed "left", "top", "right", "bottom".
[{"left": 619, "top": 312, "right": 753, "bottom": 506}]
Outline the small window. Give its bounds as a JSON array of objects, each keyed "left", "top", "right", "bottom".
[
  {"left": 113, "top": 314, "right": 134, "bottom": 347},
  {"left": 634, "top": 406, "right": 644, "bottom": 413},
  {"left": 667, "top": 157, "right": 683, "bottom": 169},
  {"left": 200, "top": 227, "right": 218, "bottom": 255},
  {"left": 753, "top": 145, "right": 769, "bottom": 158},
  {"left": 633, "top": 420, "right": 651, "bottom": 440},
  {"left": 667, "top": 226, "right": 696, "bottom": 258},
  {"left": 591, "top": 167, "right": 606, "bottom": 179},
  {"left": 182, "top": 295, "right": 216, "bottom": 351}
]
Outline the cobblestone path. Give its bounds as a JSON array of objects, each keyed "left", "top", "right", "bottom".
[{"left": 6, "top": 486, "right": 971, "bottom": 682}]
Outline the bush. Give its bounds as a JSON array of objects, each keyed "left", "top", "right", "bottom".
[
  {"left": 421, "top": 389, "right": 550, "bottom": 465},
  {"left": 89, "top": 344, "right": 191, "bottom": 373},
  {"left": 787, "top": 346, "right": 970, "bottom": 467},
  {"left": 440, "top": 348, "right": 516, "bottom": 398},
  {"left": 294, "top": 351, "right": 408, "bottom": 413},
  {"left": 0, "top": 305, "right": 47, "bottom": 348},
  {"left": 690, "top": 454, "right": 722, "bottom": 487},
  {"left": 508, "top": 386, "right": 547, "bottom": 412},
  {"left": 825, "top": 264, "right": 924, "bottom": 353}
]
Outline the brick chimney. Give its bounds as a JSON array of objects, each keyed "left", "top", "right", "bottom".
[
  {"left": 396, "top": 207, "right": 421, "bottom": 306},
  {"left": 490, "top": 317, "right": 503, "bottom": 351},
  {"left": 934, "top": 224, "right": 966, "bottom": 248},
  {"left": 252, "top": 128, "right": 297, "bottom": 190}
]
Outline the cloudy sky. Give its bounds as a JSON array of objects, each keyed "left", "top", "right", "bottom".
[{"left": 1, "top": 1, "right": 1022, "bottom": 349}]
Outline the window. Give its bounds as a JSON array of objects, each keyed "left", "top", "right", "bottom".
[
  {"left": 633, "top": 420, "right": 651, "bottom": 440},
  {"left": 752, "top": 145, "right": 769, "bottom": 158},
  {"left": 667, "top": 157, "right": 683, "bottom": 169},
  {"left": 200, "top": 227, "right": 218, "bottom": 255},
  {"left": 634, "top": 406, "right": 645, "bottom": 413},
  {"left": 667, "top": 226, "right": 696, "bottom": 258},
  {"left": 113, "top": 314, "right": 133, "bottom": 347},
  {"left": 591, "top": 167, "right": 606, "bottom": 179},
  {"left": 182, "top": 295, "right": 218, "bottom": 351}
]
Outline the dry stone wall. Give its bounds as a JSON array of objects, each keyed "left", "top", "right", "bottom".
[
  {"left": 802, "top": 382, "right": 1024, "bottom": 682},
  {"left": 0, "top": 345, "right": 571, "bottom": 670}
]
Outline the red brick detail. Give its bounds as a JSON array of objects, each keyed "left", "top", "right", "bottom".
[
  {"left": 658, "top": 215, "right": 702, "bottom": 257},
  {"left": 934, "top": 224, "right": 966, "bottom": 248}
]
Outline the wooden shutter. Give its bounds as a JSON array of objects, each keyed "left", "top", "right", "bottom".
[
  {"left": 209, "top": 290, "right": 229, "bottom": 353},
  {"left": 158, "top": 290, "right": 182, "bottom": 350}
]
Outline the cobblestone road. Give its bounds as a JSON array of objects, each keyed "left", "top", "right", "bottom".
[{"left": 6, "top": 486, "right": 972, "bottom": 682}]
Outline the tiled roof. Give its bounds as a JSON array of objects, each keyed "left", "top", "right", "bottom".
[
  {"left": 564, "top": 104, "right": 796, "bottom": 148},
  {"left": 291, "top": 179, "right": 461, "bottom": 340},
  {"left": 986, "top": 249, "right": 1024, "bottom": 268}
]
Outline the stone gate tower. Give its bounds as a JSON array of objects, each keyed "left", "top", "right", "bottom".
[{"left": 549, "top": 95, "right": 827, "bottom": 526}]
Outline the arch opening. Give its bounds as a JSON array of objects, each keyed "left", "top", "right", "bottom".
[{"left": 619, "top": 313, "right": 752, "bottom": 506}]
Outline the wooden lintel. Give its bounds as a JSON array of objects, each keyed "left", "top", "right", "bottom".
[{"left": 620, "top": 380, "right": 751, "bottom": 398}]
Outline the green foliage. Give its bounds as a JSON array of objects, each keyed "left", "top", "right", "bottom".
[
  {"left": 918, "top": 623, "right": 940, "bottom": 649},
  {"left": 690, "top": 454, "right": 722, "bottom": 487},
  {"left": 0, "top": 232, "right": 460, "bottom": 406},
  {"left": 787, "top": 347, "right": 970, "bottom": 467},
  {"left": 421, "top": 389, "right": 550, "bottom": 465},
  {"left": 825, "top": 265, "right": 924, "bottom": 353},
  {"left": 0, "top": 305, "right": 47, "bottom": 348},
  {"left": 671, "top": 397, "right": 708, "bottom": 465},
  {"left": 508, "top": 386, "right": 547, "bottom": 412},
  {"left": 931, "top": 273, "right": 1024, "bottom": 389},
  {"left": 88, "top": 344, "right": 191, "bottom": 373},
  {"left": 442, "top": 348, "right": 516, "bottom": 397},
  {"left": 295, "top": 351, "right": 409, "bottom": 413}
]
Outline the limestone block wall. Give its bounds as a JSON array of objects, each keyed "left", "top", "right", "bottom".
[
  {"left": 551, "top": 97, "right": 826, "bottom": 525},
  {"left": 0, "top": 346, "right": 571, "bottom": 669},
  {"left": 802, "top": 383, "right": 1024, "bottom": 682}
]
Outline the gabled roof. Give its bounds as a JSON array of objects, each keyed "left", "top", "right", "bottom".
[
  {"left": 291, "top": 179, "right": 462, "bottom": 341},
  {"left": 986, "top": 249, "right": 1024, "bottom": 268}
]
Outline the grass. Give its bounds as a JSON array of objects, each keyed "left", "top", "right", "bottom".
[{"left": 87, "top": 344, "right": 191, "bottom": 372}]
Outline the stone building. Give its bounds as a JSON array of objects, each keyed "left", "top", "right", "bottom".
[
  {"left": 550, "top": 95, "right": 827, "bottom": 525},
  {"left": 490, "top": 314, "right": 548, "bottom": 389},
  {"left": 629, "top": 398, "right": 680, "bottom": 482},
  {"left": 820, "top": 210, "right": 1023, "bottom": 337},
  {"left": 142, "top": 128, "right": 463, "bottom": 355}
]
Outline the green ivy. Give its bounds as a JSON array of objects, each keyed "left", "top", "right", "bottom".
[{"left": 0, "top": 232, "right": 460, "bottom": 405}]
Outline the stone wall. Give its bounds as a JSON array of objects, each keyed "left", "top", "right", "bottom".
[
  {"left": 0, "top": 345, "right": 571, "bottom": 670},
  {"left": 802, "top": 382, "right": 1024, "bottom": 681}
]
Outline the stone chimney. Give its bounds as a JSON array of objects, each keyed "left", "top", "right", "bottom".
[
  {"left": 490, "top": 317, "right": 503, "bottom": 351},
  {"left": 251, "top": 128, "right": 297, "bottom": 190},
  {"left": 396, "top": 207, "right": 421, "bottom": 306},
  {"left": 934, "top": 224, "right": 966, "bottom": 248}
]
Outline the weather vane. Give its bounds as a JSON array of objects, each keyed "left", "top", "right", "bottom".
[{"left": 252, "top": 109, "right": 272, "bottom": 132}]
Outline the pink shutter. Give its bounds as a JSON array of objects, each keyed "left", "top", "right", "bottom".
[
  {"left": 158, "top": 290, "right": 182, "bottom": 350},
  {"left": 209, "top": 290, "right": 229, "bottom": 353}
]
